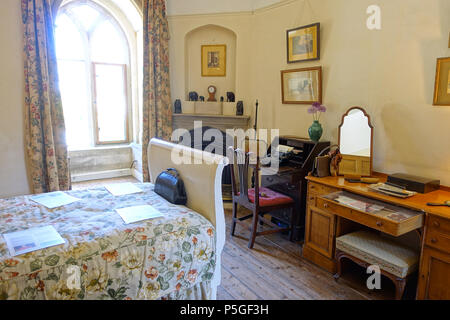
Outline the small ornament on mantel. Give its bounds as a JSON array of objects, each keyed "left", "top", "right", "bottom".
[
  {"left": 207, "top": 85, "right": 217, "bottom": 101},
  {"left": 236, "top": 101, "right": 244, "bottom": 116},
  {"left": 174, "top": 99, "right": 182, "bottom": 114},
  {"left": 226, "top": 92, "right": 235, "bottom": 102}
]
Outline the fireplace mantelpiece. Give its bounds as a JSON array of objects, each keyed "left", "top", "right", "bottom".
[{"left": 172, "top": 114, "right": 250, "bottom": 132}]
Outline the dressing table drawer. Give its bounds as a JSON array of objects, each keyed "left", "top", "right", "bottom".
[
  {"left": 317, "top": 191, "right": 424, "bottom": 237},
  {"left": 316, "top": 197, "right": 396, "bottom": 235},
  {"left": 428, "top": 215, "right": 450, "bottom": 235},
  {"left": 425, "top": 229, "right": 450, "bottom": 253},
  {"left": 308, "top": 182, "right": 339, "bottom": 197}
]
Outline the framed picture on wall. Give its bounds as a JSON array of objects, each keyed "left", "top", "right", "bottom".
[
  {"left": 281, "top": 66, "right": 322, "bottom": 104},
  {"left": 433, "top": 57, "right": 450, "bottom": 106},
  {"left": 286, "top": 23, "right": 320, "bottom": 63},
  {"left": 201, "top": 44, "right": 226, "bottom": 77}
]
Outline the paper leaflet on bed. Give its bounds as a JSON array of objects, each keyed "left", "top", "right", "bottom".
[
  {"left": 104, "top": 183, "right": 143, "bottom": 196},
  {"left": 3, "top": 226, "right": 65, "bottom": 257},
  {"left": 115, "top": 205, "right": 164, "bottom": 224},
  {"left": 30, "top": 191, "right": 81, "bottom": 209}
]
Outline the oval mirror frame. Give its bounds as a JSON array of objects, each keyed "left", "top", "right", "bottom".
[{"left": 338, "top": 106, "right": 374, "bottom": 176}]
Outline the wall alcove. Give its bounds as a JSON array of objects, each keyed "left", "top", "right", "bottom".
[{"left": 184, "top": 24, "right": 237, "bottom": 101}]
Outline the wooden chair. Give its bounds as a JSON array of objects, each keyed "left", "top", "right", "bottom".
[{"left": 228, "top": 147, "right": 296, "bottom": 249}]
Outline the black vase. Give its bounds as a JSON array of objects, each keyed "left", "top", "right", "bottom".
[
  {"left": 174, "top": 99, "right": 182, "bottom": 114},
  {"left": 236, "top": 101, "right": 244, "bottom": 116}
]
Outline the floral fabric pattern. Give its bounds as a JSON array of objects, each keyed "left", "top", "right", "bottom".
[
  {"left": 22, "top": 0, "right": 70, "bottom": 193},
  {"left": 0, "top": 184, "right": 216, "bottom": 300},
  {"left": 142, "top": 0, "right": 173, "bottom": 182}
]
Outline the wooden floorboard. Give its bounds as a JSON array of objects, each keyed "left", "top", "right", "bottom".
[{"left": 73, "top": 178, "right": 395, "bottom": 300}]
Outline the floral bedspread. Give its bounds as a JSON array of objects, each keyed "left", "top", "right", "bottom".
[{"left": 0, "top": 184, "right": 216, "bottom": 300}]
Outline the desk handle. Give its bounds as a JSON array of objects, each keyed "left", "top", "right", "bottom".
[
  {"left": 431, "top": 238, "right": 438, "bottom": 244},
  {"left": 376, "top": 221, "right": 383, "bottom": 227},
  {"left": 323, "top": 203, "right": 329, "bottom": 209},
  {"left": 266, "top": 177, "right": 273, "bottom": 182},
  {"left": 432, "top": 221, "right": 440, "bottom": 228}
]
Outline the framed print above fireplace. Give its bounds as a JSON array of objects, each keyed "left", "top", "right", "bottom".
[
  {"left": 287, "top": 23, "right": 320, "bottom": 63},
  {"left": 281, "top": 66, "right": 322, "bottom": 104},
  {"left": 201, "top": 44, "right": 227, "bottom": 77}
]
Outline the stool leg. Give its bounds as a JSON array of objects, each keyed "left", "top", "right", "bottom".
[
  {"left": 248, "top": 209, "right": 259, "bottom": 249},
  {"left": 230, "top": 201, "right": 238, "bottom": 237},
  {"left": 394, "top": 278, "right": 406, "bottom": 300},
  {"left": 334, "top": 251, "right": 344, "bottom": 281}
]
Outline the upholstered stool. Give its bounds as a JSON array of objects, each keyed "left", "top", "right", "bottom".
[{"left": 334, "top": 230, "right": 419, "bottom": 300}]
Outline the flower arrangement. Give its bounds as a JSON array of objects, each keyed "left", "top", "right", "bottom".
[{"left": 307, "top": 102, "right": 327, "bottom": 121}]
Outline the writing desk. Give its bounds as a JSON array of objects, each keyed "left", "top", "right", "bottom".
[{"left": 303, "top": 174, "right": 450, "bottom": 300}]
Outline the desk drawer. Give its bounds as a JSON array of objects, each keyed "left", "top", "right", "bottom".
[
  {"left": 425, "top": 229, "right": 450, "bottom": 253},
  {"left": 308, "top": 182, "right": 339, "bottom": 196},
  {"left": 428, "top": 215, "right": 450, "bottom": 235},
  {"left": 316, "top": 197, "right": 397, "bottom": 235},
  {"left": 317, "top": 192, "right": 424, "bottom": 237}
]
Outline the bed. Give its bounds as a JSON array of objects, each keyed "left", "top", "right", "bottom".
[{"left": 0, "top": 138, "right": 226, "bottom": 300}]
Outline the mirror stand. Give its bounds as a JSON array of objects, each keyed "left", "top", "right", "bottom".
[{"left": 338, "top": 106, "right": 374, "bottom": 177}]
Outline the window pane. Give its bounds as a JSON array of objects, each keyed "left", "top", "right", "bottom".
[
  {"left": 58, "top": 60, "right": 91, "bottom": 149},
  {"left": 70, "top": 4, "right": 100, "bottom": 32},
  {"left": 91, "top": 21, "right": 128, "bottom": 64},
  {"left": 94, "top": 64, "right": 127, "bottom": 143},
  {"left": 55, "top": 14, "right": 85, "bottom": 61}
]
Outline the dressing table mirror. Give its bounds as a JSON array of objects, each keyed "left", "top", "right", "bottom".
[{"left": 338, "top": 106, "right": 373, "bottom": 176}]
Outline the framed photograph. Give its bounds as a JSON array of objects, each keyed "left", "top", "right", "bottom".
[
  {"left": 433, "top": 57, "right": 450, "bottom": 106},
  {"left": 201, "top": 44, "right": 226, "bottom": 77},
  {"left": 281, "top": 66, "right": 322, "bottom": 104},
  {"left": 286, "top": 23, "right": 320, "bottom": 63}
]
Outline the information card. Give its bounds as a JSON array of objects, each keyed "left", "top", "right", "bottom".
[
  {"left": 116, "top": 205, "right": 164, "bottom": 224},
  {"left": 105, "top": 183, "right": 143, "bottom": 196},
  {"left": 3, "top": 225, "right": 65, "bottom": 256},
  {"left": 30, "top": 191, "right": 81, "bottom": 209}
]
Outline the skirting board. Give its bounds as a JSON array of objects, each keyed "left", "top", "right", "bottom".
[{"left": 71, "top": 169, "right": 132, "bottom": 183}]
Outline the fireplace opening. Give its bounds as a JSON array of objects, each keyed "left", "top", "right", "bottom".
[{"left": 178, "top": 126, "right": 234, "bottom": 201}]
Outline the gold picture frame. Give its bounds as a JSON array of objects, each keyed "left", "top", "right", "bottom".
[
  {"left": 281, "top": 66, "right": 322, "bottom": 104},
  {"left": 433, "top": 57, "right": 450, "bottom": 106},
  {"left": 287, "top": 23, "right": 320, "bottom": 63},
  {"left": 201, "top": 44, "right": 226, "bottom": 77}
]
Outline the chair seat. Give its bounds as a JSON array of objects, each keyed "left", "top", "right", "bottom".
[
  {"left": 336, "top": 231, "right": 419, "bottom": 278},
  {"left": 245, "top": 187, "right": 294, "bottom": 207}
]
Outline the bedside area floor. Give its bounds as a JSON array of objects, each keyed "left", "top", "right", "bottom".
[{"left": 72, "top": 176, "right": 410, "bottom": 300}]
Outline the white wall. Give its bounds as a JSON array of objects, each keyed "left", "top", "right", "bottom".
[
  {"left": 166, "top": 0, "right": 281, "bottom": 16},
  {"left": 0, "top": 0, "right": 30, "bottom": 197},
  {"left": 169, "top": 0, "right": 450, "bottom": 185}
]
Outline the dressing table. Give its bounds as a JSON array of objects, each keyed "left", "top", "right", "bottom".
[{"left": 302, "top": 106, "right": 450, "bottom": 300}]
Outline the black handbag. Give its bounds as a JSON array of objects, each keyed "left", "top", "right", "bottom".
[{"left": 154, "top": 168, "right": 187, "bottom": 205}]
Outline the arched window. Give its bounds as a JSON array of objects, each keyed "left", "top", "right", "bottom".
[{"left": 55, "top": 0, "right": 139, "bottom": 149}]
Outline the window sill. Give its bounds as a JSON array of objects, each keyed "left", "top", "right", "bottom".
[{"left": 68, "top": 144, "right": 132, "bottom": 153}]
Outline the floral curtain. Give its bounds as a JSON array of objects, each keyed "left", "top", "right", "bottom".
[
  {"left": 22, "top": 0, "right": 70, "bottom": 193},
  {"left": 142, "top": 0, "right": 173, "bottom": 182}
]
